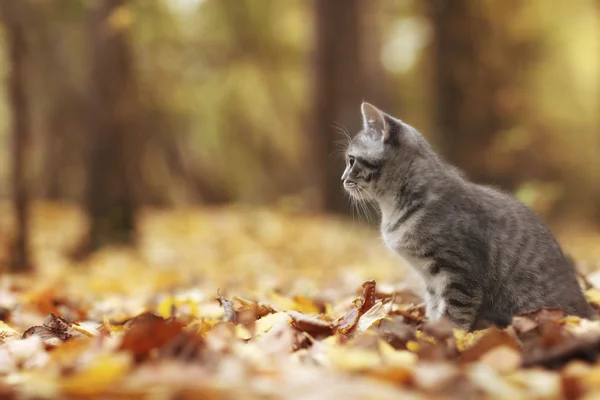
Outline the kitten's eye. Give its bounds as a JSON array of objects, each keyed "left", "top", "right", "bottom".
[{"left": 348, "top": 156, "right": 355, "bottom": 167}]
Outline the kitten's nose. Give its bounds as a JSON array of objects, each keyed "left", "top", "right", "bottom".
[{"left": 341, "top": 170, "right": 349, "bottom": 182}]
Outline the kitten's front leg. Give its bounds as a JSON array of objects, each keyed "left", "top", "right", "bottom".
[
  {"left": 441, "top": 280, "right": 483, "bottom": 331},
  {"left": 425, "top": 286, "right": 443, "bottom": 320}
]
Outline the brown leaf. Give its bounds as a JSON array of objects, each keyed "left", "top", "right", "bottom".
[
  {"left": 359, "top": 280, "right": 377, "bottom": 314},
  {"left": 119, "top": 312, "right": 186, "bottom": 361},
  {"left": 522, "top": 333, "right": 600, "bottom": 370},
  {"left": 512, "top": 315, "right": 539, "bottom": 335},
  {"left": 375, "top": 317, "right": 416, "bottom": 350},
  {"left": 336, "top": 280, "right": 377, "bottom": 335},
  {"left": 421, "top": 317, "right": 456, "bottom": 341},
  {"left": 460, "top": 328, "right": 520, "bottom": 363},
  {"left": 233, "top": 296, "right": 275, "bottom": 318},
  {"left": 416, "top": 341, "right": 456, "bottom": 362},
  {"left": 158, "top": 331, "right": 206, "bottom": 363},
  {"left": 513, "top": 308, "right": 566, "bottom": 330},
  {"left": 389, "top": 305, "right": 426, "bottom": 326},
  {"left": 287, "top": 310, "right": 334, "bottom": 338},
  {"left": 539, "top": 320, "right": 570, "bottom": 349},
  {"left": 22, "top": 313, "right": 77, "bottom": 345},
  {"left": 336, "top": 307, "right": 360, "bottom": 335}
]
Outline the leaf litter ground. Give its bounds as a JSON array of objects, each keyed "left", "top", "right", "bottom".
[{"left": 1, "top": 203, "right": 600, "bottom": 399}]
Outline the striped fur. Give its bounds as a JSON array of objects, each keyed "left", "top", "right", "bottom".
[{"left": 341, "top": 102, "right": 593, "bottom": 331}]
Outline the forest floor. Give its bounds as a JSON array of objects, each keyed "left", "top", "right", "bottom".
[{"left": 0, "top": 203, "right": 600, "bottom": 399}]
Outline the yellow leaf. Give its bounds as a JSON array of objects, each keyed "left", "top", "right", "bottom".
[
  {"left": 61, "top": 353, "right": 132, "bottom": 395},
  {"left": 406, "top": 340, "right": 419, "bottom": 352},
  {"left": 186, "top": 317, "right": 217, "bottom": 337},
  {"left": 268, "top": 292, "right": 320, "bottom": 314},
  {"left": 0, "top": 321, "right": 18, "bottom": 340},
  {"left": 326, "top": 344, "right": 382, "bottom": 372},
  {"left": 102, "top": 316, "right": 126, "bottom": 334},
  {"left": 71, "top": 325, "right": 96, "bottom": 338},
  {"left": 156, "top": 296, "right": 199, "bottom": 319},
  {"left": 415, "top": 330, "right": 436, "bottom": 345},
  {"left": 255, "top": 312, "right": 290, "bottom": 336},
  {"left": 235, "top": 325, "right": 252, "bottom": 340},
  {"left": 454, "top": 328, "right": 489, "bottom": 352},
  {"left": 378, "top": 339, "right": 417, "bottom": 366},
  {"left": 586, "top": 288, "right": 600, "bottom": 307}
]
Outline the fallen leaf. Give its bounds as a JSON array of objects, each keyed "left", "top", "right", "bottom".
[
  {"left": 61, "top": 352, "right": 132, "bottom": 396},
  {"left": 375, "top": 317, "right": 415, "bottom": 350},
  {"left": 287, "top": 310, "right": 334, "bottom": 338},
  {"left": 336, "top": 280, "right": 377, "bottom": 335},
  {"left": 158, "top": 331, "right": 206, "bottom": 362},
  {"left": 267, "top": 292, "right": 321, "bottom": 315},
  {"left": 460, "top": 328, "right": 520, "bottom": 363},
  {"left": 118, "top": 313, "right": 186, "bottom": 361},
  {"left": 522, "top": 333, "right": 600, "bottom": 369},
  {"left": 256, "top": 313, "right": 297, "bottom": 355},
  {"left": 353, "top": 302, "right": 388, "bottom": 337},
  {"left": 215, "top": 292, "right": 236, "bottom": 323},
  {"left": 22, "top": 313, "right": 80, "bottom": 346},
  {"left": 479, "top": 346, "right": 522, "bottom": 374}
]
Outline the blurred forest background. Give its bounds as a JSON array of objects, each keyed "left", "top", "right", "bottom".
[{"left": 0, "top": 0, "right": 599, "bottom": 272}]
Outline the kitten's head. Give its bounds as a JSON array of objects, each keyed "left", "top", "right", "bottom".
[{"left": 342, "top": 102, "right": 430, "bottom": 201}]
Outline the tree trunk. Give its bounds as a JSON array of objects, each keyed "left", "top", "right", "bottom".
[
  {"left": 312, "top": 0, "right": 385, "bottom": 214},
  {"left": 1, "top": 1, "right": 33, "bottom": 272},
  {"left": 78, "top": 0, "right": 138, "bottom": 255},
  {"left": 430, "top": 0, "right": 528, "bottom": 190}
]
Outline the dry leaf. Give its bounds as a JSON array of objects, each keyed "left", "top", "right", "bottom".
[
  {"left": 336, "top": 280, "right": 377, "bottom": 335},
  {"left": 118, "top": 313, "right": 186, "bottom": 361},
  {"left": 22, "top": 313, "right": 79, "bottom": 346},
  {"left": 287, "top": 310, "right": 334, "bottom": 338},
  {"left": 460, "top": 328, "right": 520, "bottom": 363},
  {"left": 61, "top": 353, "right": 132, "bottom": 396}
]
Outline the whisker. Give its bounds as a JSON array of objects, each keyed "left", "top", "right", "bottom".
[
  {"left": 331, "top": 122, "right": 352, "bottom": 144},
  {"left": 354, "top": 186, "right": 379, "bottom": 224},
  {"left": 359, "top": 191, "right": 373, "bottom": 224}
]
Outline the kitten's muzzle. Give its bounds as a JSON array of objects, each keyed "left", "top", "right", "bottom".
[{"left": 343, "top": 180, "right": 357, "bottom": 189}]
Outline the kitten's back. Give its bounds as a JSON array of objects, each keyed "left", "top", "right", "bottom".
[{"left": 467, "top": 182, "right": 592, "bottom": 320}]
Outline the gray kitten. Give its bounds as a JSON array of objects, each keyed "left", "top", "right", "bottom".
[{"left": 342, "top": 102, "right": 593, "bottom": 331}]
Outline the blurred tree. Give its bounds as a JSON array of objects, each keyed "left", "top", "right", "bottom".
[
  {"left": 429, "top": 0, "right": 535, "bottom": 190},
  {"left": 31, "top": 3, "right": 87, "bottom": 202},
  {"left": 0, "top": 0, "right": 33, "bottom": 272},
  {"left": 76, "top": 0, "right": 139, "bottom": 255},
  {"left": 312, "top": 0, "right": 387, "bottom": 214}
]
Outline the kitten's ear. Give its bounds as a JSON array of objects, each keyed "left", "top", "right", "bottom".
[{"left": 361, "top": 102, "right": 389, "bottom": 141}]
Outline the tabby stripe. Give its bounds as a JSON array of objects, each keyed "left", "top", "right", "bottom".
[
  {"left": 389, "top": 200, "right": 424, "bottom": 231},
  {"left": 428, "top": 263, "right": 441, "bottom": 275},
  {"left": 446, "top": 313, "right": 471, "bottom": 326},
  {"left": 433, "top": 257, "right": 470, "bottom": 274},
  {"left": 356, "top": 157, "right": 381, "bottom": 170},
  {"left": 448, "top": 281, "right": 473, "bottom": 298},
  {"left": 447, "top": 298, "right": 473, "bottom": 308},
  {"left": 364, "top": 169, "right": 381, "bottom": 183}
]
